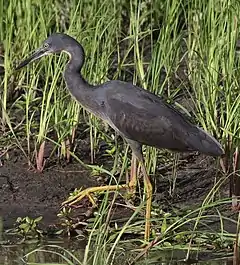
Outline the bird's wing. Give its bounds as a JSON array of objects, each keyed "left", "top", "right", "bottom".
[{"left": 104, "top": 81, "right": 196, "bottom": 151}]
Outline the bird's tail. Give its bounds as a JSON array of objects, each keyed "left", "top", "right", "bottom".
[{"left": 189, "top": 127, "right": 224, "bottom": 157}]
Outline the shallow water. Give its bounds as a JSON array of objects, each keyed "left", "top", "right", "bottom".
[
  {"left": 0, "top": 240, "right": 233, "bottom": 265},
  {"left": 0, "top": 217, "right": 233, "bottom": 265}
]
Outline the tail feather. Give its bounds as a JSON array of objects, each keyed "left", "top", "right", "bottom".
[{"left": 188, "top": 127, "right": 224, "bottom": 157}]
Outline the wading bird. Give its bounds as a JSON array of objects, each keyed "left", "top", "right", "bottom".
[{"left": 15, "top": 33, "right": 224, "bottom": 242}]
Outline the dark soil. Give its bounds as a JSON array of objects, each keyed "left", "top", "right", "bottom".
[
  {"left": 0, "top": 148, "right": 236, "bottom": 236},
  {"left": 0, "top": 150, "right": 98, "bottom": 230}
]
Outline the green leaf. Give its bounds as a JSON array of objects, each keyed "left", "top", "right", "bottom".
[
  {"left": 161, "top": 216, "right": 167, "bottom": 234},
  {"left": 35, "top": 216, "right": 43, "bottom": 223},
  {"left": 19, "top": 223, "right": 29, "bottom": 230},
  {"left": 26, "top": 217, "right": 31, "bottom": 224},
  {"left": 55, "top": 229, "right": 63, "bottom": 235}
]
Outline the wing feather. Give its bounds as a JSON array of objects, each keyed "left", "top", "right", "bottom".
[
  {"left": 102, "top": 81, "right": 223, "bottom": 156},
  {"left": 104, "top": 82, "right": 195, "bottom": 151}
]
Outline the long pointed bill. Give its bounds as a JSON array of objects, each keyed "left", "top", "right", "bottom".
[{"left": 15, "top": 47, "right": 48, "bottom": 70}]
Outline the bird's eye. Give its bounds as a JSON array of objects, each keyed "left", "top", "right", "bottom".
[{"left": 43, "top": 43, "right": 49, "bottom": 48}]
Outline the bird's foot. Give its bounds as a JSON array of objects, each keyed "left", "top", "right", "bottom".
[
  {"left": 62, "top": 184, "right": 128, "bottom": 208},
  {"left": 125, "top": 185, "right": 137, "bottom": 200},
  {"left": 62, "top": 187, "right": 98, "bottom": 207}
]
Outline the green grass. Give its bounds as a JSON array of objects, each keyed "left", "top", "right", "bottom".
[
  {"left": 10, "top": 187, "right": 235, "bottom": 265},
  {"left": 16, "top": 194, "right": 236, "bottom": 265},
  {"left": 2, "top": 0, "right": 238, "bottom": 172},
  {"left": 1, "top": 0, "right": 240, "bottom": 263}
]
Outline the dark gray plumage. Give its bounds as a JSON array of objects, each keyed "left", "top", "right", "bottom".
[
  {"left": 16, "top": 33, "right": 223, "bottom": 157},
  {"left": 15, "top": 33, "right": 224, "bottom": 241}
]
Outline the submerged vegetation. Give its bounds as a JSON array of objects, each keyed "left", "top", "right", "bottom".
[{"left": 1, "top": 0, "right": 240, "bottom": 263}]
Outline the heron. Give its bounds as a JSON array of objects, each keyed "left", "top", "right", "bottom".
[{"left": 15, "top": 33, "right": 224, "bottom": 242}]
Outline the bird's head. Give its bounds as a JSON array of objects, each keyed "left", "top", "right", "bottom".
[{"left": 15, "top": 33, "right": 81, "bottom": 70}]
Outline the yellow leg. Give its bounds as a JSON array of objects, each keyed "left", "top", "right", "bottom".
[
  {"left": 62, "top": 145, "right": 152, "bottom": 243},
  {"left": 140, "top": 162, "right": 153, "bottom": 242},
  {"left": 129, "top": 154, "right": 137, "bottom": 194},
  {"left": 63, "top": 154, "right": 139, "bottom": 208},
  {"left": 62, "top": 184, "right": 129, "bottom": 207}
]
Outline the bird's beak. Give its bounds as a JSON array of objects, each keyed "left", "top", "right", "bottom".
[{"left": 15, "top": 47, "right": 48, "bottom": 70}]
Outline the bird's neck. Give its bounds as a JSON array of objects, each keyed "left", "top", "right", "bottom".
[
  {"left": 63, "top": 44, "right": 91, "bottom": 95},
  {"left": 64, "top": 63, "right": 100, "bottom": 116},
  {"left": 64, "top": 64, "right": 91, "bottom": 96},
  {"left": 62, "top": 45, "right": 102, "bottom": 116}
]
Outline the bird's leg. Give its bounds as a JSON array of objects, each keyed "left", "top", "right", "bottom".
[
  {"left": 128, "top": 153, "right": 137, "bottom": 195},
  {"left": 63, "top": 157, "right": 139, "bottom": 208},
  {"left": 126, "top": 139, "right": 152, "bottom": 242},
  {"left": 140, "top": 160, "right": 152, "bottom": 242},
  {"left": 62, "top": 145, "right": 139, "bottom": 208},
  {"left": 62, "top": 183, "right": 128, "bottom": 207},
  {"left": 63, "top": 138, "right": 153, "bottom": 243}
]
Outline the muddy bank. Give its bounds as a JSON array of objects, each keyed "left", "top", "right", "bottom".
[
  {"left": 0, "top": 152, "right": 98, "bottom": 230},
  {"left": 0, "top": 149, "right": 235, "bottom": 235}
]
